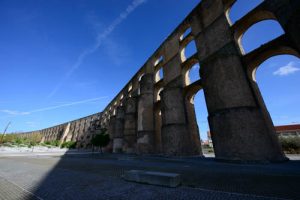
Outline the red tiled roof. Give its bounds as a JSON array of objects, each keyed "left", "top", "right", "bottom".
[{"left": 275, "top": 124, "right": 300, "bottom": 132}]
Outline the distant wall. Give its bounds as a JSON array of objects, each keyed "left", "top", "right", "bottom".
[{"left": 19, "top": 112, "right": 102, "bottom": 149}]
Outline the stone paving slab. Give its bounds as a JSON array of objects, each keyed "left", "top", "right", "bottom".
[{"left": 0, "top": 177, "right": 40, "bottom": 200}]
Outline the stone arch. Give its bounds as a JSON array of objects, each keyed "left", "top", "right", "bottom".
[
  {"left": 112, "top": 108, "right": 116, "bottom": 116},
  {"left": 137, "top": 72, "right": 146, "bottom": 95},
  {"left": 244, "top": 36, "right": 300, "bottom": 82},
  {"left": 252, "top": 49, "right": 300, "bottom": 81},
  {"left": 137, "top": 73, "right": 145, "bottom": 82},
  {"left": 233, "top": 9, "right": 276, "bottom": 46},
  {"left": 183, "top": 80, "right": 206, "bottom": 155},
  {"left": 180, "top": 39, "right": 197, "bottom": 63},
  {"left": 154, "top": 67, "right": 163, "bottom": 83},
  {"left": 247, "top": 54, "right": 300, "bottom": 148},
  {"left": 154, "top": 54, "right": 164, "bottom": 83},
  {"left": 184, "top": 80, "right": 202, "bottom": 104},
  {"left": 226, "top": 0, "right": 263, "bottom": 25},
  {"left": 182, "top": 58, "right": 200, "bottom": 86},
  {"left": 154, "top": 55, "right": 164, "bottom": 66},
  {"left": 236, "top": 19, "right": 283, "bottom": 54},
  {"left": 179, "top": 23, "right": 192, "bottom": 41},
  {"left": 154, "top": 87, "right": 164, "bottom": 102},
  {"left": 128, "top": 83, "right": 133, "bottom": 97}
]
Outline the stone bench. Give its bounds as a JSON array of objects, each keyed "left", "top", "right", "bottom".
[{"left": 123, "top": 170, "right": 181, "bottom": 187}]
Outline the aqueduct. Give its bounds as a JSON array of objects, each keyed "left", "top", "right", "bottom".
[{"left": 19, "top": 0, "right": 300, "bottom": 162}]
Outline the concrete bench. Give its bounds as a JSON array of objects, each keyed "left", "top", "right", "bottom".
[{"left": 123, "top": 170, "right": 181, "bottom": 187}]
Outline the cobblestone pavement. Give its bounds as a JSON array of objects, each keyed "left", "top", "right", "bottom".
[{"left": 0, "top": 152, "right": 299, "bottom": 200}]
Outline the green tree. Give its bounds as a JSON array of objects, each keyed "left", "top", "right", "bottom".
[{"left": 91, "top": 129, "right": 110, "bottom": 153}]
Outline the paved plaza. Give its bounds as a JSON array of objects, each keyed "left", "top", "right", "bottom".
[{"left": 0, "top": 152, "right": 299, "bottom": 200}]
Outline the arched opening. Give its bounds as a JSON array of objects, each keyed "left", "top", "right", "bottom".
[
  {"left": 184, "top": 62, "right": 200, "bottom": 86},
  {"left": 137, "top": 73, "right": 145, "bottom": 95},
  {"left": 180, "top": 27, "right": 192, "bottom": 41},
  {"left": 138, "top": 73, "right": 145, "bottom": 82},
  {"left": 128, "top": 83, "right": 133, "bottom": 97},
  {"left": 154, "top": 55, "right": 164, "bottom": 66},
  {"left": 240, "top": 20, "right": 284, "bottom": 54},
  {"left": 155, "top": 67, "right": 163, "bottom": 83},
  {"left": 119, "top": 94, "right": 124, "bottom": 106},
  {"left": 253, "top": 55, "right": 300, "bottom": 157},
  {"left": 195, "top": 91, "right": 213, "bottom": 157},
  {"left": 185, "top": 82, "right": 213, "bottom": 157},
  {"left": 155, "top": 87, "right": 163, "bottom": 102},
  {"left": 181, "top": 40, "right": 197, "bottom": 62},
  {"left": 228, "top": 0, "right": 263, "bottom": 25},
  {"left": 128, "top": 83, "right": 132, "bottom": 92}
]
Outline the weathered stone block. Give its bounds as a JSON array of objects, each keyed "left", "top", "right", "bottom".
[
  {"left": 209, "top": 107, "right": 287, "bottom": 162},
  {"left": 163, "top": 54, "right": 182, "bottom": 84},
  {"left": 123, "top": 170, "right": 181, "bottom": 187},
  {"left": 113, "top": 138, "right": 123, "bottom": 153},
  {"left": 164, "top": 33, "right": 180, "bottom": 61},
  {"left": 137, "top": 130, "right": 154, "bottom": 154},
  {"left": 161, "top": 124, "right": 192, "bottom": 156},
  {"left": 161, "top": 87, "right": 186, "bottom": 125},
  {"left": 201, "top": 43, "right": 256, "bottom": 113},
  {"left": 200, "top": 0, "right": 224, "bottom": 28},
  {"left": 195, "top": 14, "right": 232, "bottom": 60}
]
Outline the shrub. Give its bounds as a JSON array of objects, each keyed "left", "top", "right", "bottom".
[
  {"left": 61, "top": 141, "right": 77, "bottom": 149},
  {"left": 13, "top": 137, "right": 25, "bottom": 145},
  {"left": 50, "top": 140, "right": 60, "bottom": 147},
  {"left": 279, "top": 136, "right": 300, "bottom": 154},
  {"left": 42, "top": 140, "right": 60, "bottom": 147},
  {"left": 2, "top": 142, "right": 14, "bottom": 147}
]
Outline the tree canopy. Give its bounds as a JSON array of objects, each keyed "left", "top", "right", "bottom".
[{"left": 91, "top": 129, "right": 110, "bottom": 153}]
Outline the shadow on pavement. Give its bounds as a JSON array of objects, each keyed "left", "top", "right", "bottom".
[{"left": 24, "top": 149, "right": 300, "bottom": 200}]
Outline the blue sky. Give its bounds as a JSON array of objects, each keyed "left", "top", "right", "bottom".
[{"left": 0, "top": 0, "right": 299, "bottom": 140}]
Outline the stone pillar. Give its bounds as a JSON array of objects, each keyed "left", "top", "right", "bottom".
[
  {"left": 161, "top": 77, "right": 200, "bottom": 156},
  {"left": 106, "top": 116, "right": 116, "bottom": 153},
  {"left": 193, "top": 2, "right": 286, "bottom": 162},
  {"left": 123, "top": 96, "right": 137, "bottom": 153},
  {"left": 137, "top": 73, "right": 155, "bottom": 154},
  {"left": 154, "top": 106, "right": 162, "bottom": 153},
  {"left": 113, "top": 106, "right": 125, "bottom": 153},
  {"left": 185, "top": 97, "right": 203, "bottom": 155},
  {"left": 60, "top": 123, "right": 70, "bottom": 144}
]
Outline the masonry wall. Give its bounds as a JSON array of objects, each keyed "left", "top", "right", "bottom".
[
  {"left": 19, "top": 112, "right": 102, "bottom": 149},
  {"left": 18, "top": 0, "right": 300, "bottom": 162}
]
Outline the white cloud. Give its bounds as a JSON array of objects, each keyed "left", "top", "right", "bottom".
[
  {"left": 0, "top": 110, "right": 30, "bottom": 116},
  {"left": 273, "top": 62, "right": 300, "bottom": 76},
  {"left": 0, "top": 96, "right": 108, "bottom": 116}
]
